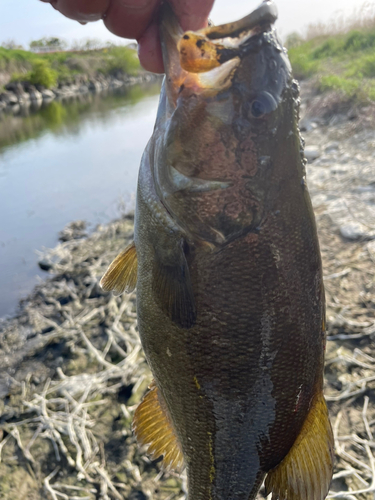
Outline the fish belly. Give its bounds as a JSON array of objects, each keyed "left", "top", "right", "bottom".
[{"left": 135, "top": 196, "right": 325, "bottom": 500}]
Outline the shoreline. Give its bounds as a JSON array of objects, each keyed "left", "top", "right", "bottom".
[{"left": 0, "top": 72, "right": 161, "bottom": 115}]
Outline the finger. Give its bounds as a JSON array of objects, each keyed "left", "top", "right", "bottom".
[
  {"left": 169, "top": 0, "right": 215, "bottom": 31},
  {"left": 49, "top": 0, "right": 110, "bottom": 22},
  {"left": 104, "top": 0, "right": 160, "bottom": 40},
  {"left": 137, "top": 21, "right": 164, "bottom": 73}
]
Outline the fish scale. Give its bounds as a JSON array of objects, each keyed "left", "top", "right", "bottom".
[{"left": 101, "top": 1, "right": 334, "bottom": 499}]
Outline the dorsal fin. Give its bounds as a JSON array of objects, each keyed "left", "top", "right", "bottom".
[
  {"left": 265, "top": 391, "right": 334, "bottom": 500},
  {"left": 100, "top": 241, "right": 137, "bottom": 296},
  {"left": 133, "top": 382, "right": 184, "bottom": 472}
]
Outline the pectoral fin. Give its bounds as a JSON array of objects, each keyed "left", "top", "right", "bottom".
[
  {"left": 133, "top": 382, "right": 184, "bottom": 472},
  {"left": 265, "top": 392, "right": 334, "bottom": 500},
  {"left": 100, "top": 241, "right": 137, "bottom": 296},
  {"left": 152, "top": 240, "right": 196, "bottom": 329}
]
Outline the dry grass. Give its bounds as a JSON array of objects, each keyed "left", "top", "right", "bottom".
[
  {"left": 304, "top": 2, "right": 375, "bottom": 41},
  {"left": 0, "top": 216, "right": 185, "bottom": 500}
]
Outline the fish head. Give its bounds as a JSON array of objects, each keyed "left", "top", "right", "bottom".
[{"left": 153, "top": 1, "right": 303, "bottom": 246}]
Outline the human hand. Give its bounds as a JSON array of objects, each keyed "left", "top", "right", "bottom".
[{"left": 40, "top": 0, "right": 215, "bottom": 73}]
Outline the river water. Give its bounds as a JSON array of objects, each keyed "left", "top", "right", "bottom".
[{"left": 0, "top": 83, "right": 161, "bottom": 318}]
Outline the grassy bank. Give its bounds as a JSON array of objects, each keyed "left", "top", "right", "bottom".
[
  {"left": 288, "top": 25, "right": 375, "bottom": 102},
  {"left": 0, "top": 45, "right": 140, "bottom": 89},
  {"left": 4, "top": 25, "right": 375, "bottom": 102}
]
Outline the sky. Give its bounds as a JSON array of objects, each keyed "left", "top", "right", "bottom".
[{"left": 0, "top": 0, "right": 373, "bottom": 49}]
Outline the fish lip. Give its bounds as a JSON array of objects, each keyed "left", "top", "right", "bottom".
[{"left": 202, "top": 1, "right": 278, "bottom": 41}]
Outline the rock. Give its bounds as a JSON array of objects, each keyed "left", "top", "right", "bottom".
[
  {"left": 123, "top": 210, "right": 135, "bottom": 220},
  {"left": 128, "top": 491, "right": 148, "bottom": 500},
  {"left": 123, "top": 76, "right": 137, "bottom": 85},
  {"left": 54, "top": 86, "right": 76, "bottom": 98},
  {"left": 367, "top": 240, "right": 375, "bottom": 258},
  {"left": 88, "top": 80, "right": 102, "bottom": 92},
  {"left": 0, "top": 91, "right": 18, "bottom": 105},
  {"left": 5, "top": 82, "right": 23, "bottom": 93},
  {"left": 143, "top": 73, "right": 155, "bottom": 82},
  {"left": 78, "top": 84, "right": 89, "bottom": 93},
  {"left": 17, "top": 92, "right": 30, "bottom": 104},
  {"left": 30, "top": 99, "right": 42, "bottom": 112},
  {"left": 304, "top": 146, "right": 321, "bottom": 162},
  {"left": 339, "top": 153, "right": 351, "bottom": 164},
  {"left": 299, "top": 117, "right": 317, "bottom": 132},
  {"left": 28, "top": 87, "right": 42, "bottom": 102},
  {"left": 325, "top": 141, "right": 340, "bottom": 153},
  {"left": 307, "top": 163, "right": 331, "bottom": 180},
  {"left": 313, "top": 154, "right": 332, "bottom": 166},
  {"left": 109, "top": 79, "right": 123, "bottom": 88},
  {"left": 329, "top": 114, "right": 346, "bottom": 126},
  {"left": 340, "top": 223, "right": 375, "bottom": 241},
  {"left": 38, "top": 259, "right": 53, "bottom": 271},
  {"left": 69, "top": 84, "right": 80, "bottom": 94},
  {"left": 355, "top": 185, "right": 375, "bottom": 193},
  {"left": 329, "top": 165, "right": 351, "bottom": 175},
  {"left": 58, "top": 220, "right": 87, "bottom": 242},
  {"left": 10, "top": 104, "right": 20, "bottom": 114},
  {"left": 8, "top": 93, "right": 19, "bottom": 105},
  {"left": 41, "top": 89, "right": 55, "bottom": 101},
  {"left": 347, "top": 109, "right": 358, "bottom": 121},
  {"left": 5, "top": 82, "right": 30, "bottom": 104}
]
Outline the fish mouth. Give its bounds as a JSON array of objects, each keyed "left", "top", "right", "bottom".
[
  {"left": 203, "top": 1, "right": 278, "bottom": 41},
  {"left": 177, "top": 1, "right": 278, "bottom": 74},
  {"left": 159, "top": 1, "right": 278, "bottom": 102}
]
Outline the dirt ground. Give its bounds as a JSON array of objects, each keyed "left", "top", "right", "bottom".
[{"left": 0, "top": 83, "right": 375, "bottom": 500}]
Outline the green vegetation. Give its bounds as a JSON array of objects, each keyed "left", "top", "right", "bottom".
[
  {"left": 27, "top": 59, "right": 58, "bottom": 88},
  {"left": 98, "top": 46, "right": 139, "bottom": 76},
  {"left": 10, "top": 59, "right": 58, "bottom": 89},
  {"left": 0, "top": 45, "right": 141, "bottom": 88},
  {"left": 286, "top": 25, "right": 375, "bottom": 101}
]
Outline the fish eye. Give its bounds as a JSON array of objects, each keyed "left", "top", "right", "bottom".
[
  {"left": 249, "top": 92, "right": 277, "bottom": 119},
  {"left": 250, "top": 99, "right": 266, "bottom": 118}
]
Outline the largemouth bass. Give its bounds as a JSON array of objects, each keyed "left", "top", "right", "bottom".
[{"left": 101, "top": 1, "right": 334, "bottom": 499}]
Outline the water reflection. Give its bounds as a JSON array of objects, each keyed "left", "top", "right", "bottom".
[
  {"left": 0, "top": 82, "right": 161, "bottom": 318},
  {"left": 40, "top": 101, "right": 67, "bottom": 128},
  {"left": 0, "top": 83, "right": 161, "bottom": 151}
]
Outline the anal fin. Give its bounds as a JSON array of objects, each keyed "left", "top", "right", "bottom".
[
  {"left": 133, "top": 382, "right": 184, "bottom": 472},
  {"left": 100, "top": 241, "right": 137, "bottom": 296},
  {"left": 265, "top": 391, "right": 334, "bottom": 500}
]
